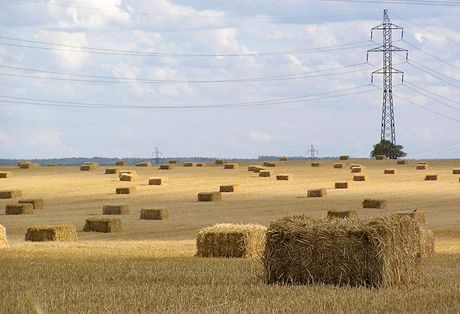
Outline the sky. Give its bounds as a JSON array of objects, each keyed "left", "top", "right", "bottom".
[{"left": 0, "top": 0, "right": 459, "bottom": 159}]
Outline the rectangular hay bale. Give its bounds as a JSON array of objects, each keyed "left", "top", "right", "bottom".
[
  {"left": 196, "top": 163, "right": 206, "bottom": 167},
  {"left": 116, "top": 186, "right": 136, "bottom": 194},
  {"left": 215, "top": 159, "right": 224, "bottom": 165},
  {"left": 18, "top": 161, "right": 39, "bottom": 169},
  {"left": 6, "top": 203, "right": 34, "bottom": 215},
  {"left": 351, "top": 167, "right": 364, "bottom": 173},
  {"left": 168, "top": 160, "right": 178, "bottom": 164},
  {"left": 149, "top": 177, "right": 168, "bottom": 185},
  {"left": 198, "top": 192, "right": 222, "bottom": 202},
  {"left": 335, "top": 181, "right": 349, "bottom": 189},
  {"left": 135, "top": 162, "right": 151, "bottom": 167},
  {"left": 278, "top": 157, "right": 288, "bottom": 161},
  {"left": 353, "top": 175, "right": 367, "bottom": 181},
  {"left": 397, "top": 160, "right": 407, "bottom": 165},
  {"left": 333, "top": 163, "right": 344, "bottom": 169},
  {"left": 80, "top": 164, "right": 96, "bottom": 171},
  {"left": 219, "top": 184, "right": 239, "bottom": 193},
  {"left": 311, "top": 162, "right": 320, "bottom": 167},
  {"left": 452, "top": 169, "right": 460, "bottom": 174},
  {"left": 25, "top": 224, "right": 77, "bottom": 242},
  {"left": 115, "top": 161, "right": 126, "bottom": 166},
  {"left": 384, "top": 169, "right": 395, "bottom": 174},
  {"left": 103, "top": 205, "right": 129, "bottom": 215},
  {"left": 18, "top": 199, "right": 44, "bottom": 209},
  {"left": 276, "top": 174, "right": 292, "bottom": 181},
  {"left": 307, "top": 189, "right": 327, "bottom": 197},
  {"left": 259, "top": 170, "right": 273, "bottom": 177},
  {"left": 425, "top": 174, "right": 438, "bottom": 181},
  {"left": 339, "top": 155, "right": 349, "bottom": 160},
  {"left": 224, "top": 163, "right": 238, "bottom": 169},
  {"left": 83, "top": 217, "right": 121, "bottom": 233},
  {"left": 159, "top": 164, "right": 173, "bottom": 170},
  {"left": 363, "top": 199, "right": 387, "bottom": 209},
  {"left": 140, "top": 208, "right": 168, "bottom": 220},
  {"left": 119, "top": 173, "right": 138, "bottom": 181},
  {"left": 263, "top": 162, "right": 276, "bottom": 167},
  {"left": 184, "top": 162, "right": 196, "bottom": 167},
  {"left": 105, "top": 168, "right": 118, "bottom": 174},
  {"left": 0, "top": 171, "right": 12, "bottom": 178},
  {"left": 0, "top": 190, "right": 22, "bottom": 199},
  {"left": 196, "top": 223, "right": 267, "bottom": 258}
]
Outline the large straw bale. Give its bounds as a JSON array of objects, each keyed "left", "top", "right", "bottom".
[
  {"left": 397, "top": 160, "right": 407, "bottom": 165},
  {"left": 351, "top": 166, "right": 365, "bottom": 173},
  {"left": 335, "top": 181, "right": 349, "bottom": 189},
  {"left": 0, "top": 225, "right": 8, "bottom": 248},
  {"left": 327, "top": 210, "right": 358, "bottom": 219},
  {"left": 149, "top": 177, "right": 168, "bottom": 185},
  {"left": 83, "top": 217, "right": 121, "bottom": 233},
  {"left": 375, "top": 155, "right": 387, "bottom": 160},
  {"left": 25, "top": 224, "right": 77, "bottom": 242},
  {"left": 0, "top": 171, "right": 12, "bottom": 179},
  {"left": 363, "top": 199, "right": 386, "bottom": 209},
  {"left": 259, "top": 170, "right": 273, "bottom": 177},
  {"left": 425, "top": 174, "right": 438, "bottom": 181},
  {"left": 311, "top": 162, "right": 320, "bottom": 167},
  {"left": 395, "top": 210, "right": 426, "bottom": 226},
  {"left": 0, "top": 190, "right": 22, "bottom": 199},
  {"left": 105, "top": 168, "right": 118, "bottom": 174},
  {"left": 279, "top": 157, "right": 288, "bottom": 161},
  {"left": 196, "top": 223, "right": 267, "bottom": 258},
  {"left": 263, "top": 162, "right": 276, "bottom": 167},
  {"left": 262, "top": 214, "right": 423, "bottom": 287},
  {"left": 353, "top": 175, "right": 367, "bottom": 181},
  {"left": 116, "top": 186, "right": 136, "bottom": 194},
  {"left": 276, "top": 174, "right": 292, "bottom": 181},
  {"left": 103, "top": 205, "right": 129, "bottom": 215},
  {"left": 224, "top": 163, "right": 238, "bottom": 169},
  {"left": 215, "top": 159, "right": 224, "bottom": 165},
  {"left": 384, "top": 169, "right": 395, "bottom": 174},
  {"left": 159, "top": 164, "right": 173, "bottom": 170},
  {"left": 220, "top": 184, "right": 239, "bottom": 193},
  {"left": 184, "top": 162, "right": 196, "bottom": 167},
  {"left": 115, "top": 161, "right": 126, "bottom": 166},
  {"left": 339, "top": 155, "right": 349, "bottom": 160},
  {"left": 452, "top": 169, "right": 460, "bottom": 174},
  {"left": 333, "top": 163, "right": 344, "bottom": 169},
  {"left": 119, "top": 173, "right": 139, "bottom": 181},
  {"left": 6, "top": 203, "right": 34, "bottom": 215},
  {"left": 18, "top": 199, "right": 44, "bottom": 209},
  {"left": 307, "top": 189, "right": 327, "bottom": 197},
  {"left": 135, "top": 161, "right": 151, "bottom": 167},
  {"left": 140, "top": 208, "right": 168, "bottom": 220},
  {"left": 198, "top": 192, "right": 222, "bottom": 202}
]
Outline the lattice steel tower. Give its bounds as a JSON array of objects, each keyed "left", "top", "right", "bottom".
[{"left": 367, "top": 9, "right": 408, "bottom": 146}]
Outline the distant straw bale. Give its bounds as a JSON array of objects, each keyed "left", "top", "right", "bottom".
[
  {"left": 196, "top": 163, "right": 206, "bottom": 167},
  {"left": 262, "top": 214, "right": 424, "bottom": 287},
  {"left": 196, "top": 223, "right": 267, "bottom": 258},
  {"left": 119, "top": 173, "right": 138, "bottom": 181},
  {"left": 259, "top": 170, "right": 273, "bottom": 177},
  {"left": 198, "top": 192, "right": 221, "bottom": 202},
  {"left": 5, "top": 203, "right": 34, "bottom": 215},
  {"left": 83, "top": 217, "right": 121, "bottom": 233},
  {"left": 135, "top": 162, "right": 151, "bottom": 167},
  {"left": 248, "top": 165, "right": 257, "bottom": 172},
  {"left": 351, "top": 166, "right": 364, "bottom": 173},
  {"left": 168, "top": 160, "right": 178, "bottom": 164},
  {"left": 18, "top": 199, "right": 44, "bottom": 209},
  {"left": 184, "top": 162, "right": 196, "bottom": 167},
  {"left": 276, "top": 174, "right": 292, "bottom": 181},
  {"left": 384, "top": 169, "right": 395, "bottom": 174},
  {"left": 335, "top": 181, "right": 349, "bottom": 189},
  {"left": 425, "top": 174, "right": 438, "bottom": 181},
  {"left": 80, "top": 164, "right": 96, "bottom": 171},
  {"left": 0, "top": 225, "right": 8, "bottom": 248},
  {"left": 119, "top": 170, "right": 136, "bottom": 177},
  {"left": 115, "top": 161, "right": 126, "bottom": 166},
  {"left": 0, "top": 190, "right": 22, "bottom": 199},
  {"left": 263, "top": 162, "right": 276, "bottom": 167},
  {"left": 375, "top": 155, "right": 387, "bottom": 160},
  {"left": 452, "top": 169, "right": 460, "bottom": 174},
  {"left": 84, "top": 162, "right": 99, "bottom": 167},
  {"left": 220, "top": 184, "right": 239, "bottom": 193},
  {"left": 253, "top": 166, "right": 267, "bottom": 173},
  {"left": 25, "top": 224, "right": 77, "bottom": 242},
  {"left": 224, "top": 163, "right": 238, "bottom": 169},
  {"left": 363, "top": 199, "right": 386, "bottom": 209},
  {"left": 140, "top": 208, "right": 168, "bottom": 220},
  {"left": 339, "top": 155, "right": 349, "bottom": 160},
  {"left": 279, "top": 157, "right": 288, "bottom": 161},
  {"left": 149, "top": 177, "right": 167, "bottom": 185},
  {"left": 311, "top": 162, "right": 320, "bottom": 167},
  {"left": 353, "top": 175, "right": 367, "bottom": 181},
  {"left": 397, "top": 160, "right": 407, "bottom": 165},
  {"left": 103, "top": 205, "right": 129, "bottom": 215},
  {"left": 105, "top": 168, "right": 118, "bottom": 174},
  {"left": 416, "top": 165, "right": 427, "bottom": 170},
  {"left": 159, "top": 164, "right": 173, "bottom": 170},
  {"left": 215, "top": 159, "right": 224, "bottom": 165},
  {"left": 307, "top": 189, "right": 327, "bottom": 198},
  {"left": 333, "top": 163, "right": 344, "bottom": 169},
  {"left": 0, "top": 171, "right": 12, "bottom": 178},
  {"left": 327, "top": 210, "right": 357, "bottom": 219},
  {"left": 116, "top": 186, "right": 136, "bottom": 194},
  {"left": 18, "top": 161, "right": 39, "bottom": 169}
]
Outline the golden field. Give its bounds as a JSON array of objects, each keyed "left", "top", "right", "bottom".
[{"left": 0, "top": 159, "right": 459, "bottom": 313}]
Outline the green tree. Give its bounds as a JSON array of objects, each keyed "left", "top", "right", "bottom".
[{"left": 370, "top": 140, "right": 407, "bottom": 159}]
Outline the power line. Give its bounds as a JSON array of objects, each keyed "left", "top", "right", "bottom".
[
  {"left": 0, "top": 63, "right": 370, "bottom": 84},
  {"left": 402, "top": 59, "right": 460, "bottom": 90},
  {"left": 0, "top": 84, "right": 375, "bottom": 110},
  {"left": 317, "top": 0, "right": 460, "bottom": 7},
  {"left": 402, "top": 40, "right": 460, "bottom": 70},
  {"left": 0, "top": 36, "right": 372, "bottom": 57},
  {"left": 404, "top": 81, "right": 460, "bottom": 109}
]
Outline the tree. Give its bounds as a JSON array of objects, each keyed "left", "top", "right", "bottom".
[{"left": 370, "top": 140, "right": 407, "bottom": 159}]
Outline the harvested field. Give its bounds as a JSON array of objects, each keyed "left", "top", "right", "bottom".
[
  {"left": 140, "top": 208, "right": 168, "bottom": 220},
  {"left": 83, "top": 217, "right": 121, "bottom": 233},
  {"left": 102, "top": 205, "right": 129, "bottom": 215},
  {"left": 25, "top": 224, "right": 77, "bottom": 241}
]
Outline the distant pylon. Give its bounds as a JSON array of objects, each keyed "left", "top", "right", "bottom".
[
  {"left": 307, "top": 144, "right": 318, "bottom": 160},
  {"left": 153, "top": 147, "right": 161, "bottom": 164},
  {"left": 367, "top": 9, "right": 408, "bottom": 148}
]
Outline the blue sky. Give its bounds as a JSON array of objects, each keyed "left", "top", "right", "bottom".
[{"left": 0, "top": 0, "right": 459, "bottom": 159}]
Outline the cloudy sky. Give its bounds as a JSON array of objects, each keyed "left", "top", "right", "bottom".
[{"left": 0, "top": 0, "right": 459, "bottom": 159}]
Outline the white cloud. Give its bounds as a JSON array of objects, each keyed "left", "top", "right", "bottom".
[{"left": 248, "top": 131, "right": 289, "bottom": 143}]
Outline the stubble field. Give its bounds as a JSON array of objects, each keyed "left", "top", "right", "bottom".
[{"left": 0, "top": 159, "right": 459, "bottom": 313}]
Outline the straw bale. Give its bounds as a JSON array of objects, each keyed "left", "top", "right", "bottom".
[
  {"left": 397, "top": 160, "right": 407, "bottom": 165},
  {"left": 327, "top": 210, "right": 358, "bottom": 219},
  {"left": 140, "top": 208, "right": 168, "bottom": 220},
  {"left": 159, "top": 164, "right": 173, "bottom": 170},
  {"left": 105, "top": 168, "right": 118, "bottom": 174},
  {"left": 6, "top": 203, "right": 34, "bottom": 215},
  {"left": 253, "top": 166, "right": 267, "bottom": 173},
  {"left": 224, "top": 163, "right": 238, "bottom": 169},
  {"left": 416, "top": 165, "right": 426, "bottom": 170},
  {"left": 198, "top": 192, "right": 222, "bottom": 202},
  {"left": 350, "top": 164, "right": 361, "bottom": 169},
  {"left": 215, "top": 159, "right": 224, "bottom": 165},
  {"left": 333, "top": 163, "right": 344, "bottom": 169},
  {"left": 80, "top": 164, "right": 96, "bottom": 171},
  {"left": 421, "top": 228, "right": 435, "bottom": 257},
  {"left": 311, "top": 162, "right": 320, "bottom": 167},
  {"left": 425, "top": 174, "right": 438, "bottom": 181},
  {"left": 353, "top": 175, "right": 367, "bottom": 181},
  {"left": 18, "top": 199, "right": 44, "bottom": 209},
  {"left": 0, "top": 171, "right": 12, "bottom": 178},
  {"left": 339, "top": 155, "right": 349, "bottom": 160},
  {"left": 83, "top": 217, "right": 121, "bottom": 233},
  {"left": 196, "top": 223, "right": 267, "bottom": 258},
  {"left": 103, "top": 205, "right": 129, "bottom": 215},
  {"left": 196, "top": 163, "right": 206, "bottom": 167},
  {"left": 149, "top": 177, "right": 168, "bottom": 185},
  {"left": 351, "top": 166, "right": 365, "bottom": 173},
  {"left": 184, "top": 162, "right": 196, "bottom": 167},
  {"left": 307, "top": 189, "right": 327, "bottom": 197},
  {"left": 384, "top": 169, "right": 395, "bottom": 174},
  {"left": 363, "top": 199, "right": 386, "bottom": 209},
  {"left": 115, "top": 161, "right": 126, "bottom": 166},
  {"left": 259, "top": 170, "right": 273, "bottom": 177},
  {"left": 248, "top": 165, "right": 257, "bottom": 171},
  {"left": 0, "top": 225, "right": 8, "bottom": 248},
  {"left": 168, "top": 160, "right": 178, "bottom": 164},
  {"left": 452, "top": 169, "right": 460, "bottom": 174},
  {"left": 220, "top": 184, "right": 239, "bottom": 193},
  {"left": 262, "top": 214, "right": 423, "bottom": 287},
  {"left": 395, "top": 210, "right": 426, "bottom": 226},
  {"left": 335, "top": 181, "right": 349, "bottom": 189},
  {"left": 135, "top": 161, "right": 151, "bottom": 167},
  {"left": 119, "top": 170, "right": 136, "bottom": 177},
  {"left": 119, "top": 173, "right": 139, "bottom": 181},
  {"left": 276, "top": 174, "right": 292, "bottom": 181},
  {"left": 0, "top": 190, "right": 22, "bottom": 199},
  {"left": 375, "top": 155, "right": 386, "bottom": 160},
  {"left": 116, "top": 186, "right": 136, "bottom": 194},
  {"left": 46, "top": 164, "right": 57, "bottom": 167},
  {"left": 279, "top": 157, "right": 288, "bottom": 161},
  {"left": 18, "top": 161, "right": 39, "bottom": 169},
  {"left": 25, "top": 224, "right": 77, "bottom": 242},
  {"left": 263, "top": 162, "right": 276, "bottom": 167}
]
